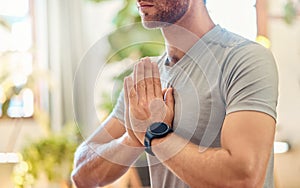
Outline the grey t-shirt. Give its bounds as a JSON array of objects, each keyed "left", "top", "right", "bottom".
[{"left": 111, "top": 25, "right": 278, "bottom": 188}]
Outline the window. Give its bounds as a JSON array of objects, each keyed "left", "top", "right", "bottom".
[{"left": 0, "top": 0, "right": 35, "bottom": 118}]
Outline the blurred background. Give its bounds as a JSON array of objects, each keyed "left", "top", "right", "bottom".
[{"left": 0, "top": 0, "right": 299, "bottom": 187}]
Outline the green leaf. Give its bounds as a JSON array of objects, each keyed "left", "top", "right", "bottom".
[{"left": 284, "top": 1, "right": 297, "bottom": 25}]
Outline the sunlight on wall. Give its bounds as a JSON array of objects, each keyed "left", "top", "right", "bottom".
[
  {"left": 206, "top": 0, "right": 257, "bottom": 40},
  {"left": 0, "top": 0, "right": 29, "bottom": 17},
  {"left": 0, "top": 153, "right": 21, "bottom": 163},
  {"left": 82, "top": 0, "right": 123, "bottom": 48}
]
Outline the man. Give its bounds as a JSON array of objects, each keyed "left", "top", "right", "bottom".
[{"left": 72, "top": 0, "right": 278, "bottom": 187}]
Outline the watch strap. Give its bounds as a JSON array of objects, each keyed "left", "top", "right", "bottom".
[
  {"left": 144, "top": 136, "right": 155, "bottom": 156},
  {"left": 144, "top": 123, "right": 172, "bottom": 156}
]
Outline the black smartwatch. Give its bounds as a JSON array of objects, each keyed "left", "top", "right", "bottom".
[{"left": 144, "top": 122, "right": 173, "bottom": 156}]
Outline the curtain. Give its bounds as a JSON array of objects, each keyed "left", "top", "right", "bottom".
[{"left": 47, "top": 0, "right": 85, "bottom": 132}]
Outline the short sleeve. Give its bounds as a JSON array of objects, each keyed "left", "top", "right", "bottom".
[
  {"left": 222, "top": 43, "right": 279, "bottom": 120},
  {"left": 110, "top": 89, "right": 125, "bottom": 123}
]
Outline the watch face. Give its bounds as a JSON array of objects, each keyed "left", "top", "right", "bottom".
[{"left": 150, "top": 122, "right": 169, "bottom": 135}]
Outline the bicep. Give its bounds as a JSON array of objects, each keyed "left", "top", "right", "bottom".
[{"left": 221, "top": 111, "right": 275, "bottom": 174}]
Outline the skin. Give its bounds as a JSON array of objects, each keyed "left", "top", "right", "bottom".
[
  {"left": 138, "top": 0, "right": 190, "bottom": 28},
  {"left": 72, "top": 0, "right": 276, "bottom": 187},
  {"left": 256, "top": 0, "right": 269, "bottom": 37}
]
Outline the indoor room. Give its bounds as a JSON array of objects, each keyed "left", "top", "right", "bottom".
[{"left": 0, "top": 0, "right": 299, "bottom": 187}]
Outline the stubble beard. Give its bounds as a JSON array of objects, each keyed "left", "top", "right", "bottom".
[{"left": 141, "top": 0, "right": 190, "bottom": 29}]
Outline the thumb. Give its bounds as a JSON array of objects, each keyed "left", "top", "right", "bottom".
[
  {"left": 162, "top": 88, "right": 168, "bottom": 97},
  {"left": 164, "top": 88, "right": 174, "bottom": 109}
]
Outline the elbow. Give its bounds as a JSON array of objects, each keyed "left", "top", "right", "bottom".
[
  {"left": 71, "top": 164, "right": 107, "bottom": 188},
  {"left": 71, "top": 169, "right": 87, "bottom": 188},
  {"left": 71, "top": 143, "right": 99, "bottom": 188},
  {"left": 222, "top": 175, "right": 259, "bottom": 188},
  {"left": 230, "top": 162, "right": 262, "bottom": 188},
  {"left": 235, "top": 177, "right": 258, "bottom": 188},
  {"left": 235, "top": 178, "right": 259, "bottom": 188},
  {"left": 71, "top": 144, "right": 91, "bottom": 187},
  {"left": 219, "top": 152, "right": 264, "bottom": 188},
  {"left": 71, "top": 157, "right": 103, "bottom": 188},
  {"left": 71, "top": 143, "right": 117, "bottom": 187}
]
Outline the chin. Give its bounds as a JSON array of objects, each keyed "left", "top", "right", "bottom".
[{"left": 142, "top": 20, "right": 172, "bottom": 29}]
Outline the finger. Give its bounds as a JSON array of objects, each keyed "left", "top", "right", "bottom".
[
  {"left": 152, "top": 62, "right": 162, "bottom": 98},
  {"left": 144, "top": 58, "right": 154, "bottom": 100},
  {"left": 124, "top": 77, "right": 129, "bottom": 107},
  {"left": 126, "top": 76, "right": 138, "bottom": 106},
  {"left": 165, "top": 88, "right": 174, "bottom": 110},
  {"left": 124, "top": 77, "right": 132, "bottom": 131},
  {"left": 162, "top": 88, "right": 168, "bottom": 99},
  {"left": 135, "top": 61, "right": 146, "bottom": 103},
  {"left": 133, "top": 64, "right": 138, "bottom": 90}
]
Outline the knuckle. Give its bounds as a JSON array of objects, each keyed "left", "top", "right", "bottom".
[
  {"left": 154, "top": 79, "right": 161, "bottom": 85},
  {"left": 146, "top": 79, "right": 153, "bottom": 86},
  {"left": 138, "top": 61, "right": 144, "bottom": 67},
  {"left": 137, "top": 81, "right": 145, "bottom": 88}
]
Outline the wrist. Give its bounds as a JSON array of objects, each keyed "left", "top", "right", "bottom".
[
  {"left": 151, "top": 133, "right": 187, "bottom": 161},
  {"left": 151, "top": 132, "right": 172, "bottom": 147},
  {"left": 135, "top": 132, "right": 146, "bottom": 145},
  {"left": 144, "top": 122, "right": 173, "bottom": 156},
  {"left": 150, "top": 133, "right": 174, "bottom": 157}
]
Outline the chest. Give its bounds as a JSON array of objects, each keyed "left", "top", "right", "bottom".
[{"left": 160, "top": 62, "right": 225, "bottom": 147}]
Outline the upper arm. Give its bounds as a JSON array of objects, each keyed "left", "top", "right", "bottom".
[
  {"left": 220, "top": 43, "right": 278, "bottom": 184},
  {"left": 222, "top": 43, "right": 278, "bottom": 120},
  {"left": 221, "top": 44, "right": 277, "bottom": 158},
  {"left": 221, "top": 43, "right": 278, "bottom": 159},
  {"left": 221, "top": 111, "right": 275, "bottom": 184}
]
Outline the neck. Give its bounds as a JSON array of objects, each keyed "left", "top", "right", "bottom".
[{"left": 161, "top": 1, "right": 215, "bottom": 65}]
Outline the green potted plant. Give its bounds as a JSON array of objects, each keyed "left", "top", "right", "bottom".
[{"left": 13, "top": 123, "right": 80, "bottom": 188}]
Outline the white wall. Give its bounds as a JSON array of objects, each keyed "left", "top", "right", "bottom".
[
  {"left": 270, "top": 14, "right": 300, "bottom": 188},
  {"left": 206, "top": 0, "right": 257, "bottom": 40},
  {"left": 268, "top": 1, "right": 300, "bottom": 187}
]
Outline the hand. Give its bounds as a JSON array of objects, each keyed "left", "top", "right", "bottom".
[
  {"left": 124, "top": 72, "right": 143, "bottom": 147},
  {"left": 124, "top": 57, "right": 175, "bottom": 144}
]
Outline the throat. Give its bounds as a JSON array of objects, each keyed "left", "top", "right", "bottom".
[
  {"left": 165, "top": 47, "right": 186, "bottom": 66},
  {"left": 165, "top": 56, "right": 179, "bottom": 67}
]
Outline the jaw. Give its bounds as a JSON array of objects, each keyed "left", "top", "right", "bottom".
[{"left": 139, "top": 0, "right": 190, "bottom": 29}]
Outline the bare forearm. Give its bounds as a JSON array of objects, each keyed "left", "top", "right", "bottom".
[
  {"left": 152, "top": 134, "right": 266, "bottom": 188},
  {"left": 72, "top": 134, "right": 144, "bottom": 188}
]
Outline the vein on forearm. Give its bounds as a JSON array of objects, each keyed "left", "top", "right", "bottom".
[
  {"left": 152, "top": 134, "right": 257, "bottom": 188},
  {"left": 73, "top": 134, "right": 144, "bottom": 186}
]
